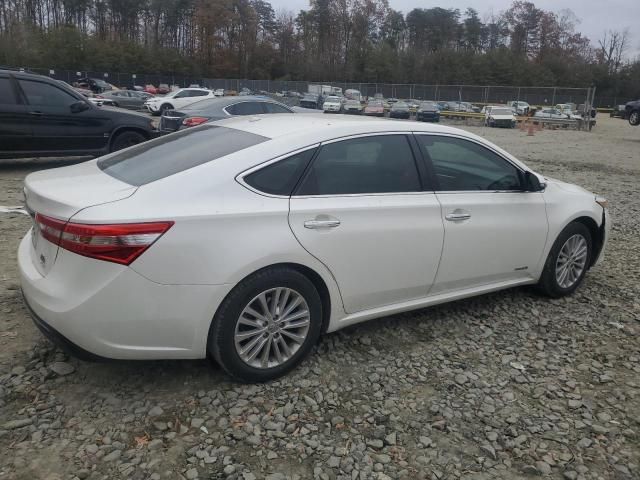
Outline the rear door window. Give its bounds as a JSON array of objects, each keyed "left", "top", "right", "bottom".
[
  {"left": 262, "top": 103, "right": 292, "bottom": 114},
  {"left": 98, "top": 125, "right": 268, "bottom": 186},
  {"left": 0, "top": 78, "right": 17, "bottom": 104}
]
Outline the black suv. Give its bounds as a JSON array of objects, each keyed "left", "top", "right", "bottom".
[
  {"left": 625, "top": 99, "right": 640, "bottom": 126},
  {"left": 0, "top": 69, "right": 158, "bottom": 159}
]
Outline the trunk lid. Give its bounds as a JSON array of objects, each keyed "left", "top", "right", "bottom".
[{"left": 24, "top": 160, "right": 137, "bottom": 276}]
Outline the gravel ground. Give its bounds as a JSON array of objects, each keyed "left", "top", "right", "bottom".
[{"left": 0, "top": 116, "right": 639, "bottom": 480}]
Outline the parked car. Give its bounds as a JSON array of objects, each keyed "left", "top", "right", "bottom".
[
  {"left": 534, "top": 108, "right": 580, "bottom": 120},
  {"left": 484, "top": 106, "right": 516, "bottom": 128},
  {"left": 447, "top": 101, "right": 473, "bottom": 113},
  {"left": 0, "top": 69, "right": 158, "bottom": 158},
  {"left": 408, "top": 100, "right": 421, "bottom": 113},
  {"left": 144, "top": 88, "right": 214, "bottom": 115},
  {"left": 159, "top": 96, "right": 295, "bottom": 132},
  {"left": 555, "top": 103, "right": 576, "bottom": 116},
  {"left": 343, "top": 99, "right": 364, "bottom": 115},
  {"left": 416, "top": 102, "right": 440, "bottom": 122},
  {"left": 19, "top": 115, "right": 609, "bottom": 382},
  {"left": 96, "top": 90, "right": 153, "bottom": 110},
  {"left": 144, "top": 84, "right": 158, "bottom": 95},
  {"left": 364, "top": 100, "right": 385, "bottom": 117},
  {"left": 299, "top": 94, "right": 323, "bottom": 110},
  {"left": 76, "top": 77, "right": 113, "bottom": 94},
  {"left": 609, "top": 105, "right": 626, "bottom": 118},
  {"left": 508, "top": 101, "right": 530, "bottom": 116},
  {"left": 157, "top": 83, "right": 171, "bottom": 94},
  {"left": 213, "top": 89, "right": 225, "bottom": 97},
  {"left": 60, "top": 81, "right": 93, "bottom": 98},
  {"left": 437, "top": 101, "right": 450, "bottom": 111},
  {"left": 389, "top": 101, "right": 410, "bottom": 119},
  {"left": 322, "top": 96, "right": 343, "bottom": 113},
  {"left": 625, "top": 99, "right": 640, "bottom": 126}
]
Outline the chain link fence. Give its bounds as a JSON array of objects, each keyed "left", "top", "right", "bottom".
[{"left": 12, "top": 66, "right": 629, "bottom": 107}]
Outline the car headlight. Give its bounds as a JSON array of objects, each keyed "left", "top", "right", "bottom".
[{"left": 595, "top": 196, "right": 608, "bottom": 209}]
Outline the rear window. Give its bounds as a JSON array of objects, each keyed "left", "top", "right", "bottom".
[{"left": 98, "top": 125, "right": 268, "bottom": 186}]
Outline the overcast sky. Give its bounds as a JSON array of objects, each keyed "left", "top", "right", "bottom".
[{"left": 268, "top": 0, "right": 640, "bottom": 58}]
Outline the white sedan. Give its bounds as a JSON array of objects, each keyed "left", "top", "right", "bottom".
[
  {"left": 19, "top": 115, "right": 609, "bottom": 382},
  {"left": 144, "top": 88, "right": 215, "bottom": 115}
]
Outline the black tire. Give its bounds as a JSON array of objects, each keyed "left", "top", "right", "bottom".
[
  {"left": 160, "top": 103, "right": 173, "bottom": 114},
  {"left": 629, "top": 110, "right": 640, "bottom": 126},
  {"left": 208, "top": 267, "right": 323, "bottom": 383},
  {"left": 110, "top": 130, "right": 147, "bottom": 152},
  {"left": 111, "top": 102, "right": 119, "bottom": 108},
  {"left": 537, "top": 222, "right": 592, "bottom": 298}
]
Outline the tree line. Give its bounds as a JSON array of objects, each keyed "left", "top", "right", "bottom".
[{"left": 0, "top": 0, "right": 638, "bottom": 101}]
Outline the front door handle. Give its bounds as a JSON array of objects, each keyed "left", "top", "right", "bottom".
[
  {"left": 304, "top": 219, "right": 341, "bottom": 229},
  {"left": 445, "top": 212, "right": 471, "bottom": 222},
  {"left": 28, "top": 111, "right": 43, "bottom": 116}
]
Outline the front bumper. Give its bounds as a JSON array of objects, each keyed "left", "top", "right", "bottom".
[{"left": 145, "top": 104, "right": 160, "bottom": 113}]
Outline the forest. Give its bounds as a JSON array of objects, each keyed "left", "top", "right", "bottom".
[{"left": 0, "top": 0, "right": 638, "bottom": 100}]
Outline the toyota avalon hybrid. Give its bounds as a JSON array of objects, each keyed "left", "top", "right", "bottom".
[{"left": 19, "top": 115, "right": 609, "bottom": 382}]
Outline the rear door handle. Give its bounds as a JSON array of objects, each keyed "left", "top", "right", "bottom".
[
  {"left": 445, "top": 212, "right": 471, "bottom": 221},
  {"left": 304, "top": 219, "right": 341, "bottom": 229}
]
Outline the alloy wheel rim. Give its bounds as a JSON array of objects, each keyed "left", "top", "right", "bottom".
[
  {"left": 555, "top": 234, "right": 588, "bottom": 289},
  {"left": 234, "top": 288, "right": 310, "bottom": 369}
]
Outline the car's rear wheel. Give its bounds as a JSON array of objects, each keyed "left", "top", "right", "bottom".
[
  {"left": 209, "top": 267, "right": 323, "bottom": 382},
  {"left": 111, "top": 102, "right": 119, "bottom": 108},
  {"left": 629, "top": 110, "right": 640, "bottom": 126},
  {"left": 160, "top": 103, "right": 173, "bottom": 114},
  {"left": 110, "top": 130, "right": 147, "bottom": 152},
  {"left": 538, "top": 222, "right": 592, "bottom": 297}
]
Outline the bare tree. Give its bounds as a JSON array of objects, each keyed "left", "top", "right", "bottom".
[{"left": 598, "top": 29, "right": 629, "bottom": 74}]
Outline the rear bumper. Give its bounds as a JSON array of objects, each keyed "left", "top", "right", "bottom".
[
  {"left": 19, "top": 231, "right": 232, "bottom": 360},
  {"left": 23, "top": 293, "right": 108, "bottom": 361}
]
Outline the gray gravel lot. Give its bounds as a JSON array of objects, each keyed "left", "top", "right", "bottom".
[{"left": 0, "top": 116, "right": 639, "bottom": 480}]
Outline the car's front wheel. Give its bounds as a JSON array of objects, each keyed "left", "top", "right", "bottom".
[
  {"left": 208, "top": 267, "right": 323, "bottom": 382},
  {"left": 538, "top": 222, "right": 592, "bottom": 297},
  {"left": 629, "top": 110, "right": 640, "bottom": 126}
]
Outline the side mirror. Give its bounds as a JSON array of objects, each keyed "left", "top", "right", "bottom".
[
  {"left": 524, "top": 171, "right": 545, "bottom": 192},
  {"left": 70, "top": 101, "right": 90, "bottom": 113}
]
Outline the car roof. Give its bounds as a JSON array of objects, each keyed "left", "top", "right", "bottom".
[{"left": 214, "top": 114, "right": 464, "bottom": 142}]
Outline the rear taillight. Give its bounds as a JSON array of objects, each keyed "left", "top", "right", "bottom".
[
  {"left": 182, "top": 116, "right": 208, "bottom": 127},
  {"left": 35, "top": 214, "right": 173, "bottom": 265}
]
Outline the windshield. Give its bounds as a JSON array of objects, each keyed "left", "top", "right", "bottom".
[
  {"left": 393, "top": 102, "right": 408, "bottom": 108},
  {"left": 325, "top": 96, "right": 341, "bottom": 102},
  {"left": 368, "top": 101, "right": 383, "bottom": 106},
  {"left": 490, "top": 108, "right": 512, "bottom": 115},
  {"left": 420, "top": 102, "right": 437, "bottom": 109},
  {"left": 98, "top": 125, "right": 268, "bottom": 186}
]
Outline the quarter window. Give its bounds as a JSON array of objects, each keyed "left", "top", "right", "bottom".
[
  {"left": 19, "top": 80, "right": 78, "bottom": 108},
  {"left": 296, "top": 135, "right": 421, "bottom": 195},
  {"left": 244, "top": 148, "right": 316, "bottom": 196},
  {"left": 416, "top": 135, "right": 522, "bottom": 191}
]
